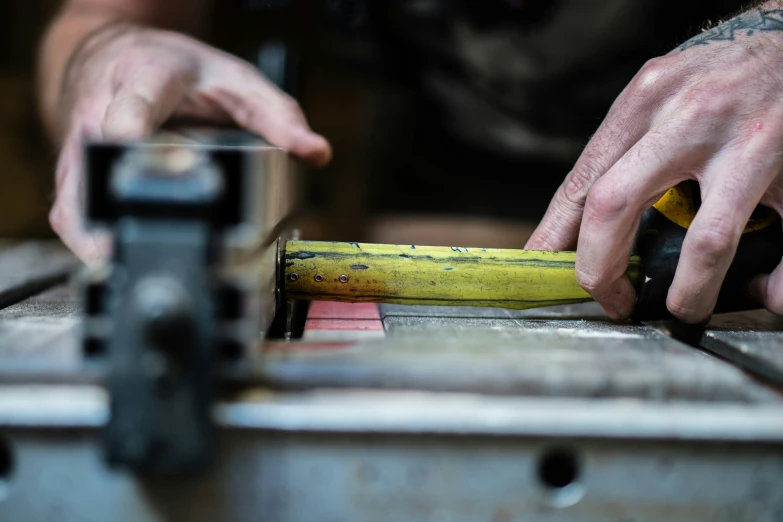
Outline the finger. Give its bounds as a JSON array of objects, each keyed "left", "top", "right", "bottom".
[
  {"left": 574, "top": 131, "right": 698, "bottom": 319},
  {"left": 667, "top": 144, "right": 783, "bottom": 323},
  {"left": 525, "top": 57, "right": 673, "bottom": 252},
  {"left": 50, "top": 132, "right": 110, "bottom": 264},
  {"left": 102, "top": 61, "right": 192, "bottom": 141},
  {"left": 53, "top": 62, "right": 185, "bottom": 262},
  {"left": 748, "top": 258, "right": 783, "bottom": 315},
  {"left": 756, "top": 179, "right": 783, "bottom": 316},
  {"left": 202, "top": 61, "right": 332, "bottom": 166},
  {"left": 525, "top": 103, "right": 649, "bottom": 251}
]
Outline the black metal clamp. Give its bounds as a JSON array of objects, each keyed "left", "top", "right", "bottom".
[{"left": 82, "top": 135, "right": 259, "bottom": 473}]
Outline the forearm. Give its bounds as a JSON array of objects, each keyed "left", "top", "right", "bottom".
[{"left": 37, "top": 0, "right": 207, "bottom": 141}]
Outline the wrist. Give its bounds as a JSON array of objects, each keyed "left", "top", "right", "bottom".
[{"left": 38, "top": 4, "right": 140, "bottom": 142}]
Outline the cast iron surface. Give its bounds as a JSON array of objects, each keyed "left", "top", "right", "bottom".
[
  {"left": 4, "top": 241, "right": 783, "bottom": 521},
  {"left": 261, "top": 303, "right": 782, "bottom": 402},
  {"left": 0, "top": 240, "right": 78, "bottom": 310}
]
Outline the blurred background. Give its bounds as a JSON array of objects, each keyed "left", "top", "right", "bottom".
[{"left": 0, "top": 0, "right": 742, "bottom": 245}]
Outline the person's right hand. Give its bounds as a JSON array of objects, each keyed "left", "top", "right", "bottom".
[{"left": 52, "top": 24, "right": 332, "bottom": 263}]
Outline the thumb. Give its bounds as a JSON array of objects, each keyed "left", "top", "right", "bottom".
[
  {"left": 101, "top": 63, "right": 191, "bottom": 141},
  {"left": 102, "top": 93, "right": 156, "bottom": 141}
]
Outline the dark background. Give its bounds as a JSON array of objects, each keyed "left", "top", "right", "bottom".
[
  {"left": 0, "top": 0, "right": 743, "bottom": 244},
  {"left": 0, "top": 1, "right": 59, "bottom": 237}
]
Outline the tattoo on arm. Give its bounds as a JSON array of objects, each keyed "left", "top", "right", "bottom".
[{"left": 680, "top": 8, "right": 783, "bottom": 50}]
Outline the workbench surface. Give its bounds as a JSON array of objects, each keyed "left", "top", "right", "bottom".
[{"left": 2, "top": 240, "right": 783, "bottom": 522}]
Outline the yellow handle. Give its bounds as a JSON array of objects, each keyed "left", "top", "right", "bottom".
[{"left": 653, "top": 181, "right": 777, "bottom": 233}]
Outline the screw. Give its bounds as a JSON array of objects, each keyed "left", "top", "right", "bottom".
[
  {"left": 339, "top": 275, "right": 349, "bottom": 283},
  {"left": 314, "top": 274, "right": 324, "bottom": 282},
  {"left": 288, "top": 273, "right": 299, "bottom": 282}
]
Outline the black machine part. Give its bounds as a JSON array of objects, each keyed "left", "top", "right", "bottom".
[
  {"left": 633, "top": 189, "right": 783, "bottom": 322},
  {"left": 85, "top": 142, "right": 245, "bottom": 474}
]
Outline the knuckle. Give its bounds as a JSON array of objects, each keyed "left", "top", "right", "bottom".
[
  {"left": 575, "top": 266, "right": 604, "bottom": 295},
  {"left": 677, "top": 88, "right": 732, "bottom": 123},
  {"left": 528, "top": 233, "right": 559, "bottom": 252},
  {"left": 672, "top": 103, "right": 700, "bottom": 124},
  {"left": 584, "top": 180, "right": 628, "bottom": 223},
  {"left": 562, "top": 161, "right": 600, "bottom": 206},
  {"left": 697, "top": 98, "right": 731, "bottom": 122},
  {"left": 685, "top": 218, "right": 739, "bottom": 265},
  {"left": 630, "top": 57, "right": 671, "bottom": 96},
  {"left": 233, "top": 102, "right": 267, "bottom": 129}
]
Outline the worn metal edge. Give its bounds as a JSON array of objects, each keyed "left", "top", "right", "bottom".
[
  {"left": 3, "top": 386, "right": 783, "bottom": 442},
  {"left": 700, "top": 333, "right": 783, "bottom": 388},
  {"left": 646, "top": 319, "right": 783, "bottom": 392}
]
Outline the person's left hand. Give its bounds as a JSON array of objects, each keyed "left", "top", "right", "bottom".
[
  {"left": 526, "top": 4, "right": 783, "bottom": 323},
  {"left": 50, "top": 24, "right": 331, "bottom": 263}
]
